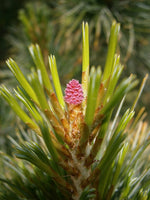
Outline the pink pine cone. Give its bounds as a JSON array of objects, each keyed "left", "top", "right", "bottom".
[{"left": 64, "top": 79, "right": 84, "bottom": 105}]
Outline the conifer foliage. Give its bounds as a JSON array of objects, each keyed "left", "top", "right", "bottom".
[{"left": 0, "top": 22, "right": 150, "bottom": 200}]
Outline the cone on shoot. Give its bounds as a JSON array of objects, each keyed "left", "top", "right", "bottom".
[{"left": 0, "top": 21, "right": 150, "bottom": 200}]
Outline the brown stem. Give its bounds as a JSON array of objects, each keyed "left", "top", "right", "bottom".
[
  {"left": 45, "top": 109, "right": 74, "bottom": 147},
  {"left": 84, "top": 137, "right": 103, "bottom": 167},
  {"left": 76, "top": 121, "right": 89, "bottom": 158},
  {"left": 89, "top": 124, "right": 101, "bottom": 144}
]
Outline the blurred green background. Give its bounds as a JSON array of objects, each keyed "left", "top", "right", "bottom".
[{"left": 0, "top": 0, "right": 150, "bottom": 153}]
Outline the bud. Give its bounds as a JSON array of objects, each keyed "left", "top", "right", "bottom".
[{"left": 64, "top": 79, "right": 84, "bottom": 105}]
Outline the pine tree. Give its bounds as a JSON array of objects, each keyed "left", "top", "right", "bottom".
[{"left": 0, "top": 22, "right": 150, "bottom": 200}]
